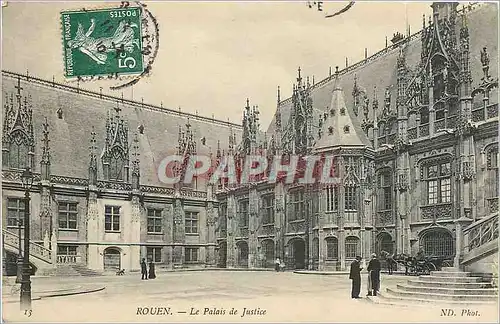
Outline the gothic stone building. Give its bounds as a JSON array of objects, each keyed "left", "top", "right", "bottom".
[
  {"left": 2, "top": 2, "right": 498, "bottom": 274},
  {"left": 1, "top": 70, "right": 243, "bottom": 274},
  {"left": 215, "top": 2, "right": 498, "bottom": 271}
]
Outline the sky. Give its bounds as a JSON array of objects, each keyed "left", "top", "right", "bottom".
[{"left": 2, "top": 1, "right": 434, "bottom": 129}]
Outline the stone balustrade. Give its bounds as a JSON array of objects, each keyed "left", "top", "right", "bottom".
[{"left": 2, "top": 229, "right": 52, "bottom": 263}]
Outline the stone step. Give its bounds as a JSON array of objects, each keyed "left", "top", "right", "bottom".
[
  {"left": 396, "top": 284, "right": 498, "bottom": 295},
  {"left": 441, "top": 267, "right": 458, "bottom": 272},
  {"left": 431, "top": 271, "right": 471, "bottom": 277},
  {"left": 372, "top": 291, "right": 497, "bottom": 306},
  {"left": 407, "top": 279, "right": 493, "bottom": 289},
  {"left": 386, "top": 288, "right": 498, "bottom": 302},
  {"left": 418, "top": 275, "right": 482, "bottom": 283}
]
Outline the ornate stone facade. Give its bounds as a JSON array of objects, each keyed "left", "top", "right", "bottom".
[
  {"left": 215, "top": 3, "right": 498, "bottom": 271},
  {"left": 1, "top": 2, "right": 498, "bottom": 274}
]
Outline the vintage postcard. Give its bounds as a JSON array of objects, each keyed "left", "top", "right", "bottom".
[{"left": 1, "top": 1, "right": 499, "bottom": 323}]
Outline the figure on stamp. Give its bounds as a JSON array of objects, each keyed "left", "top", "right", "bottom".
[{"left": 68, "top": 19, "right": 140, "bottom": 65}]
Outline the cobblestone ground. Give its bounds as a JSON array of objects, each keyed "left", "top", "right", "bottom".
[{"left": 2, "top": 271, "right": 498, "bottom": 323}]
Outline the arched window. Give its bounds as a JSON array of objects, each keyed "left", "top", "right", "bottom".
[
  {"left": 376, "top": 233, "right": 393, "bottom": 255},
  {"left": 345, "top": 236, "right": 360, "bottom": 259},
  {"left": 420, "top": 229, "right": 454, "bottom": 258},
  {"left": 486, "top": 146, "right": 499, "bottom": 198},
  {"left": 8, "top": 133, "right": 29, "bottom": 169},
  {"left": 325, "top": 237, "right": 338, "bottom": 260},
  {"left": 109, "top": 149, "right": 124, "bottom": 181}
]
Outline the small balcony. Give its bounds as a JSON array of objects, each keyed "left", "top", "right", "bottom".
[{"left": 56, "top": 255, "right": 82, "bottom": 264}]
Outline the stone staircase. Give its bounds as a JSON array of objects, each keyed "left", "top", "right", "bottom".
[
  {"left": 3, "top": 229, "right": 52, "bottom": 265},
  {"left": 42, "top": 264, "right": 102, "bottom": 277},
  {"left": 372, "top": 267, "right": 498, "bottom": 305}
]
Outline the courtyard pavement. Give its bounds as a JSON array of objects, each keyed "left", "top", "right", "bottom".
[{"left": 2, "top": 271, "right": 498, "bottom": 323}]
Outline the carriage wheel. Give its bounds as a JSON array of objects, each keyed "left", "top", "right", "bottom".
[
  {"left": 424, "top": 263, "right": 437, "bottom": 275},
  {"left": 442, "top": 260, "right": 453, "bottom": 268}
]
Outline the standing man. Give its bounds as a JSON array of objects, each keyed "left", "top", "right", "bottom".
[
  {"left": 367, "top": 253, "right": 381, "bottom": 296},
  {"left": 349, "top": 255, "right": 363, "bottom": 299},
  {"left": 141, "top": 258, "right": 148, "bottom": 280}
]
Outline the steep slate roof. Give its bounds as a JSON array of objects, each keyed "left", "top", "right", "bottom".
[
  {"left": 266, "top": 3, "right": 499, "bottom": 137},
  {"left": 314, "top": 75, "right": 372, "bottom": 152},
  {"left": 1, "top": 72, "right": 243, "bottom": 188}
]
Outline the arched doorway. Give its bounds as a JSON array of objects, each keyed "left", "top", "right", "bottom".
[
  {"left": 376, "top": 232, "right": 394, "bottom": 256},
  {"left": 288, "top": 238, "right": 306, "bottom": 269},
  {"left": 261, "top": 239, "right": 275, "bottom": 268},
  {"left": 236, "top": 241, "right": 248, "bottom": 268},
  {"left": 420, "top": 229, "right": 454, "bottom": 258},
  {"left": 103, "top": 247, "right": 121, "bottom": 271},
  {"left": 217, "top": 241, "right": 227, "bottom": 268}
]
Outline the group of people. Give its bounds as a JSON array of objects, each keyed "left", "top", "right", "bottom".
[
  {"left": 274, "top": 257, "right": 286, "bottom": 272},
  {"left": 140, "top": 258, "right": 156, "bottom": 280},
  {"left": 349, "top": 253, "right": 381, "bottom": 299}
]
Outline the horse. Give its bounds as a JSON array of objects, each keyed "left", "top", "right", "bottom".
[
  {"left": 380, "top": 250, "right": 397, "bottom": 275},
  {"left": 392, "top": 253, "right": 415, "bottom": 275}
]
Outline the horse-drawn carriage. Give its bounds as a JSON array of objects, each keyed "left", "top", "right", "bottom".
[{"left": 381, "top": 251, "right": 453, "bottom": 276}]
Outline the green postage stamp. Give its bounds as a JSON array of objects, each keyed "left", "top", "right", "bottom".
[{"left": 61, "top": 7, "right": 144, "bottom": 79}]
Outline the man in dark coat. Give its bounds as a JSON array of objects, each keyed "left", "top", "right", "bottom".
[
  {"left": 141, "top": 258, "right": 148, "bottom": 280},
  {"left": 349, "top": 256, "right": 363, "bottom": 298},
  {"left": 367, "top": 253, "right": 381, "bottom": 296}
]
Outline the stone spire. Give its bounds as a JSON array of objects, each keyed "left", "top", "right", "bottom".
[
  {"left": 40, "top": 117, "right": 51, "bottom": 180},
  {"left": 89, "top": 126, "right": 98, "bottom": 185},
  {"left": 131, "top": 133, "right": 140, "bottom": 190},
  {"left": 102, "top": 102, "right": 129, "bottom": 181},
  {"left": 314, "top": 72, "right": 372, "bottom": 152},
  {"left": 2, "top": 77, "right": 35, "bottom": 169}
]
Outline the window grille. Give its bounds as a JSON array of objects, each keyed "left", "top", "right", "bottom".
[
  {"left": 326, "top": 237, "right": 338, "bottom": 260},
  {"left": 421, "top": 230, "right": 454, "bottom": 257},
  {"left": 345, "top": 236, "right": 359, "bottom": 258}
]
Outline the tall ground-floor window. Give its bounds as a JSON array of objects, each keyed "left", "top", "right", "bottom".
[
  {"left": 345, "top": 236, "right": 360, "bottom": 259},
  {"left": 325, "top": 237, "right": 338, "bottom": 260}
]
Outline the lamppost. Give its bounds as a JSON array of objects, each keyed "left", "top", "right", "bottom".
[
  {"left": 20, "top": 167, "right": 33, "bottom": 311},
  {"left": 15, "top": 219, "right": 23, "bottom": 283}
]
